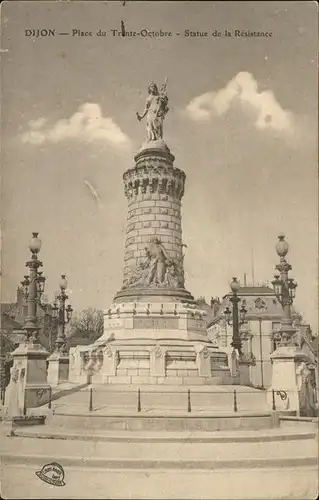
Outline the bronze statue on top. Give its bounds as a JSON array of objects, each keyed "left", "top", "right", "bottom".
[{"left": 136, "top": 79, "right": 169, "bottom": 143}]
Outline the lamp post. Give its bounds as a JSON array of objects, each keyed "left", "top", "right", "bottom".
[
  {"left": 267, "top": 235, "right": 312, "bottom": 415},
  {"left": 255, "top": 298, "right": 267, "bottom": 390},
  {"left": 271, "top": 235, "right": 298, "bottom": 347},
  {"left": 4, "top": 233, "right": 51, "bottom": 416},
  {"left": 224, "top": 277, "right": 247, "bottom": 357},
  {"left": 47, "top": 275, "right": 73, "bottom": 386},
  {"left": 22, "top": 232, "right": 46, "bottom": 343},
  {"left": 51, "top": 275, "right": 73, "bottom": 354}
]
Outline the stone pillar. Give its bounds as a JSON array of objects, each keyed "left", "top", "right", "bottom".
[
  {"left": 114, "top": 146, "right": 193, "bottom": 303},
  {"left": 239, "top": 360, "right": 251, "bottom": 386},
  {"left": 5, "top": 342, "right": 51, "bottom": 413},
  {"left": 68, "top": 346, "right": 88, "bottom": 384},
  {"left": 230, "top": 350, "right": 238, "bottom": 374},
  {"left": 267, "top": 346, "right": 312, "bottom": 413},
  {"left": 47, "top": 353, "right": 69, "bottom": 386}
]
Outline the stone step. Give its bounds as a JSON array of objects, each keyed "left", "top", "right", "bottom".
[
  {"left": 3, "top": 453, "right": 317, "bottom": 469},
  {"left": 47, "top": 384, "right": 268, "bottom": 414},
  {"left": 11, "top": 426, "right": 318, "bottom": 444},
  {"left": 3, "top": 462, "right": 317, "bottom": 500},
  {"left": 43, "top": 411, "right": 275, "bottom": 432},
  {"left": 279, "top": 416, "right": 319, "bottom": 430},
  {"left": 2, "top": 429, "right": 317, "bottom": 463},
  {"left": 88, "top": 383, "right": 264, "bottom": 393},
  {"left": 2, "top": 427, "right": 317, "bottom": 499}
]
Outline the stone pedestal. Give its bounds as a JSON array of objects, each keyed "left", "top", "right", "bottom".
[
  {"left": 69, "top": 346, "right": 89, "bottom": 384},
  {"left": 267, "top": 346, "right": 313, "bottom": 414},
  {"left": 4, "top": 342, "right": 50, "bottom": 414},
  {"left": 47, "top": 352, "right": 69, "bottom": 386},
  {"left": 238, "top": 360, "right": 251, "bottom": 386}
]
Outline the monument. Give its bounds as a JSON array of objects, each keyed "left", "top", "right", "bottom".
[{"left": 69, "top": 81, "right": 231, "bottom": 385}]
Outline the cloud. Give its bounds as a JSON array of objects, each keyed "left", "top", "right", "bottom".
[
  {"left": 84, "top": 180, "right": 104, "bottom": 209},
  {"left": 21, "top": 103, "right": 132, "bottom": 149},
  {"left": 185, "top": 72, "right": 294, "bottom": 135}
]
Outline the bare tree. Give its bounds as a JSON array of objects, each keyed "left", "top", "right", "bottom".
[{"left": 67, "top": 308, "right": 104, "bottom": 344}]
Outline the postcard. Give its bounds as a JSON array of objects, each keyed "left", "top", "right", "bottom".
[{"left": 1, "top": 1, "right": 318, "bottom": 499}]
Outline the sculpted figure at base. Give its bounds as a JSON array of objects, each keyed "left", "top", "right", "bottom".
[
  {"left": 123, "top": 237, "right": 185, "bottom": 290},
  {"left": 4, "top": 367, "right": 25, "bottom": 418},
  {"left": 145, "top": 237, "right": 169, "bottom": 285},
  {"left": 136, "top": 80, "right": 169, "bottom": 142},
  {"left": 296, "top": 361, "right": 315, "bottom": 416}
]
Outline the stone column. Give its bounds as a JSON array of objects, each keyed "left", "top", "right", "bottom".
[
  {"left": 114, "top": 146, "right": 193, "bottom": 303},
  {"left": 68, "top": 347, "right": 87, "bottom": 383},
  {"left": 47, "top": 353, "right": 69, "bottom": 386}
]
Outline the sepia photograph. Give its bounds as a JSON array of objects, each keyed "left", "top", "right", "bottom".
[{"left": 0, "top": 1, "right": 318, "bottom": 499}]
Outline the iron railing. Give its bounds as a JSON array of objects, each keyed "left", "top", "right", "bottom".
[{"left": 43, "top": 385, "right": 294, "bottom": 414}]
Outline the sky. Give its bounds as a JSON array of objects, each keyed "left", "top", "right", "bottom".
[{"left": 1, "top": 1, "right": 318, "bottom": 332}]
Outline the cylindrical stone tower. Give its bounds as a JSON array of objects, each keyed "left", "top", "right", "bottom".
[{"left": 114, "top": 146, "right": 194, "bottom": 303}]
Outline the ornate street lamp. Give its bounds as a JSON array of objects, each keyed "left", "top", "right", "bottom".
[
  {"left": 224, "top": 277, "right": 247, "bottom": 356},
  {"left": 255, "top": 297, "right": 267, "bottom": 389},
  {"left": 23, "top": 232, "right": 46, "bottom": 343},
  {"left": 271, "top": 234, "right": 298, "bottom": 347},
  {"left": 52, "top": 275, "right": 73, "bottom": 354}
]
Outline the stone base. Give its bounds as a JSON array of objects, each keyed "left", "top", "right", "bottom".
[
  {"left": 47, "top": 354, "right": 69, "bottom": 386},
  {"left": 24, "top": 383, "right": 52, "bottom": 408},
  {"left": 97, "top": 375, "right": 232, "bottom": 385},
  {"left": 139, "top": 140, "right": 171, "bottom": 153},
  {"left": 81, "top": 338, "right": 231, "bottom": 386},
  {"left": 4, "top": 341, "right": 51, "bottom": 414},
  {"left": 71, "top": 300, "right": 231, "bottom": 386},
  {"left": 239, "top": 361, "right": 251, "bottom": 386},
  {"left": 102, "top": 300, "right": 210, "bottom": 342},
  {"left": 267, "top": 346, "right": 313, "bottom": 414},
  {"left": 114, "top": 287, "right": 195, "bottom": 304}
]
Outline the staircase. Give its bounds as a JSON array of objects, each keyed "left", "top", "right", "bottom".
[
  {"left": 1, "top": 383, "right": 317, "bottom": 499},
  {"left": 41, "top": 383, "right": 275, "bottom": 432},
  {"left": 1, "top": 422, "right": 317, "bottom": 499}
]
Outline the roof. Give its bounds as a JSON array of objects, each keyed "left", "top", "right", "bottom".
[
  {"left": 0, "top": 303, "right": 16, "bottom": 315},
  {"left": 223, "top": 286, "right": 275, "bottom": 297},
  {"left": 1, "top": 313, "right": 23, "bottom": 330},
  {"left": 208, "top": 291, "right": 282, "bottom": 327},
  {"left": 6, "top": 332, "right": 27, "bottom": 345}
]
